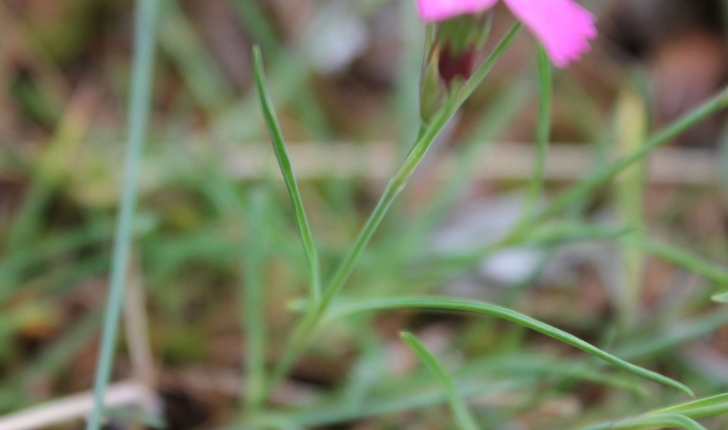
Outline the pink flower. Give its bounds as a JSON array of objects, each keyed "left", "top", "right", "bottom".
[{"left": 416, "top": 0, "right": 598, "bottom": 68}]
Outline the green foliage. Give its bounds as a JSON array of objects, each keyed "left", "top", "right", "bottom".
[
  {"left": 4, "top": 2, "right": 728, "bottom": 430},
  {"left": 253, "top": 47, "right": 321, "bottom": 303},
  {"left": 324, "top": 296, "right": 692, "bottom": 396}
]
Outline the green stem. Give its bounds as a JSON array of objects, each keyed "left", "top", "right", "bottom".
[
  {"left": 266, "top": 24, "right": 523, "bottom": 397},
  {"left": 86, "top": 1, "right": 159, "bottom": 430},
  {"left": 269, "top": 107, "right": 453, "bottom": 391}
]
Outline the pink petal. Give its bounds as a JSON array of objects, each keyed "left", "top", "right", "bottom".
[
  {"left": 416, "top": 0, "right": 499, "bottom": 22},
  {"left": 503, "top": 0, "right": 597, "bottom": 67}
]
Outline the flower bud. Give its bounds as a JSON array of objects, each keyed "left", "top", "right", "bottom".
[{"left": 419, "top": 13, "right": 491, "bottom": 123}]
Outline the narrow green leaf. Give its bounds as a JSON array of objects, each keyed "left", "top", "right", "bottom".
[
  {"left": 649, "top": 393, "right": 728, "bottom": 419},
  {"left": 579, "top": 413, "right": 707, "bottom": 430},
  {"left": 578, "top": 393, "right": 728, "bottom": 430},
  {"left": 582, "top": 394, "right": 728, "bottom": 430},
  {"left": 401, "top": 332, "right": 480, "bottom": 430},
  {"left": 324, "top": 297, "right": 693, "bottom": 396},
  {"left": 252, "top": 46, "right": 321, "bottom": 303},
  {"left": 229, "top": 0, "right": 332, "bottom": 143}
]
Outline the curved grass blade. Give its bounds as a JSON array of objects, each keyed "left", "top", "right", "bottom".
[
  {"left": 252, "top": 46, "right": 321, "bottom": 303},
  {"left": 323, "top": 297, "right": 693, "bottom": 396},
  {"left": 579, "top": 414, "right": 707, "bottom": 430},
  {"left": 578, "top": 393, "right": 728, "bottom": 430},
  {"left": 401, "top": 332, "right": 479, "bottom": 430},
  {"left": 649, "top": 393, "right": 728, "bottom": 419}
]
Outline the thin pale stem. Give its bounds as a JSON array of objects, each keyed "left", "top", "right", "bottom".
[{"left": 86, "top": 1, "right": 159, "bottom": 430}]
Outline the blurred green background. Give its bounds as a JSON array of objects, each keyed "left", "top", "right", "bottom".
[{"left": 2, "top": 0, "right": 728, "bottom": 429}]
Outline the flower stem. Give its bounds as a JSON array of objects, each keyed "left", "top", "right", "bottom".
[
  {"left": 265, "top": 24, "right": 523, "bottom": 399},
  {"left": 269, "top": 104, "right": 453, "bottom": 391}
]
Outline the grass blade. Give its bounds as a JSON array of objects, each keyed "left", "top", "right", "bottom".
[
  {"left": 252, "top": 46, "right": 321, "bottom": 303},
  {"left": 578, "top": 393, "right": 728, "bottom": 430},
  {"left": 323, "top": 297, "right": 693, "bottom": 396},
  {"left": 400, "top": 332, "right": 480, "bottom": 430},
  {"left": 579, "top": 414, "right": 707, "bottom": 430},
  {"left": 86, "top": 1, "right": 160, "bottom": 429},
  {"left": 649, "top": 393, "right": 728, "bottom": 419}
]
